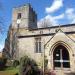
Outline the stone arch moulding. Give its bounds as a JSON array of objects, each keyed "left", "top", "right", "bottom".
[{"left": 49, "top": 41, "right": 73, "bottom": 56}]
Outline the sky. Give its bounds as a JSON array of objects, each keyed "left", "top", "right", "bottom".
[{"left": 0, "top": 0, "right": 75, "bottom": 51}]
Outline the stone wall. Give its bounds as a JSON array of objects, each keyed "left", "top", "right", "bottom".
[{"left": 0, "top": 52, "right": 2, "bottom": 58}]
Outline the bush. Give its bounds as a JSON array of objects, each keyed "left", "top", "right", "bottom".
[
  {"left": 0, "top": 58, "right": 7, "bottom": 70},
  {"left": 13, "top": 60, "right": 19, "bottom": 67},
  {"left": 20, "top": 56, "right": 41, "bottom": 75}
]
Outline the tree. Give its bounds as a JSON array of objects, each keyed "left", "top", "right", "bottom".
[
  {"left": 20, "top": 56, "right": 41, "bottom": 75},
  {"left": 0, "top": 1, "right": 4, "bottom": 34},
  {"left": 38, "top": 18, "right": 53, "bottom": 28},
  {"left": 13, "top": 60, "right": 19, "bottom": 67}
]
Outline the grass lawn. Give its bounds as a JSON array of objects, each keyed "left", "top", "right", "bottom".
[{"left": 0, "top": 67, "right": 19, "bottom": 75}]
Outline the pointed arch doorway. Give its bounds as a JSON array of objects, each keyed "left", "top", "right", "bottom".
[{"left": 53, "top": 45, "right": 70, "bottom": 69}]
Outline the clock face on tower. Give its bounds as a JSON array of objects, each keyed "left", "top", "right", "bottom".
[{"left": 17, "top": 19, "right": 21, "bottom": 24}]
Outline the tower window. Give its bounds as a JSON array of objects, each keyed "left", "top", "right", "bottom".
[
  {"left": 17, "top": 13, "right": 21, "bottom": 19},
  {"left": 35, "top": 37, "right": 41, "bottom": 53}
]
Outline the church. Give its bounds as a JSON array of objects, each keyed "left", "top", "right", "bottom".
[{"left": 3, "top": 4, "right": 75, "bottom": 74}]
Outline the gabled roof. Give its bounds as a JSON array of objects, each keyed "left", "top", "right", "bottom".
[{"left": 44, "top": 28, "right": 75, "bottom": 47}]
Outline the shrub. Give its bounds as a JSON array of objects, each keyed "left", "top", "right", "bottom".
[
  {"left": 0, "top": 58, "right": 7, "bottom": 70},
  {"left": 20, "top": 56, "right": 41, "bottom": 75},
  {"left": 13, "top": 60, "right": 19, "bottom": 67}
]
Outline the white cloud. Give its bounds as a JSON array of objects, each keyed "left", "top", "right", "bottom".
[
  {"left": 0, "top": 44, "right": 4, "bottom": 52},
  {"left": 38, "top": 15, "right": 57, "bottom": 28},
  {"left": 71, "top": 18, "right": 75, "bottom": 23},
  {"left": 46, "top": 0, "right": 63, "bottom": 13},
  {"left": 65, "top": 8, "right": 75, "bottom": 23},
  {"left": 72, "top": 19, "right": 75, "bottom": 23},
  {"left": 66, "top": 8, "right": 74, "bottom": 19},
  {"left": 38, "top": 13, "right": 64, "bottom": 28},
  {"left": 53, "top": 13, "right": 64, "bottom": 19}
]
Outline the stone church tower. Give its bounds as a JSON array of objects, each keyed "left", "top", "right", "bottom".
[
  {"left": 10, "top": 4, "right": 38, "bottom": 59},
  {"left": 12, "top": 4, "right": 37, "bottom": 29}
]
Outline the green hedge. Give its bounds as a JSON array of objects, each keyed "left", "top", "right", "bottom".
[{"left": 0, "top": 58, "right": 7, "bottom": 70}]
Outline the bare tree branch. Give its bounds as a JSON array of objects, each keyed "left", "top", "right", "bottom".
[{"left": 0, "top": 1, "right": 5, "bottom": 34}]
